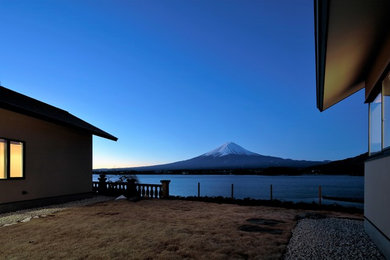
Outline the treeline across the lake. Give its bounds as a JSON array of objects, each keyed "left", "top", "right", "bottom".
[
  {"left": 304, "top": 152, "right": 367, "bottom": 176},
  {"left": 95, "top": 167, "right": 300, "bottom": 176},
  {"left": 94, "top": 153, "right": 367, "bottom": 176}
]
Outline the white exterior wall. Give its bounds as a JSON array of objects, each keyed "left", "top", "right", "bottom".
[{"left": 365, "top": 155, "right": 390, "bottom": 258}]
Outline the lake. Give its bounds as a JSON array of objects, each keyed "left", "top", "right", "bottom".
[{"left": 92, "top": 174, "right": 364, "bottom": 208}]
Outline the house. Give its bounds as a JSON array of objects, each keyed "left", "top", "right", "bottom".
[
  {"left": 314, "top": 0, "right": 390, "bottom": 257},
  {"left": 0, "top": 86, "right": 117, "bottom": 212}
]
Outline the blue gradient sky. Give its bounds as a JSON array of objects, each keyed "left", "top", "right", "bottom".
[{"left": 1, "top": 0, "right": 367, "bottom": 168}]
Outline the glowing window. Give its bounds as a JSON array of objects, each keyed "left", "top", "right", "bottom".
[
  {"left": 10, "top": 141, "right": 23, "bottom": 178},
  {"left": 0, "top": 139, "right": 6, "bottom": 179},
  {"left": 0, "top": 138, "right": 24, "bottom": 179}
]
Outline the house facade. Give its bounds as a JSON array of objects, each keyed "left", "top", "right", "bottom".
[
  {"left": 0, "top": 86, "right": 117, "bottom": 212},
  {"left": 314, "top": 0, "right": 390, "bottom": 257}
]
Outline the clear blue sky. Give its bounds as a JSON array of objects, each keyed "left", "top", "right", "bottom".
[{"left": 0, "top": 0, "right": 367, "bottom": 168}]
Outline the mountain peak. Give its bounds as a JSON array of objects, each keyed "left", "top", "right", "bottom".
[{"left": 202, "top": 142, "right": 258, "bottom": 157}]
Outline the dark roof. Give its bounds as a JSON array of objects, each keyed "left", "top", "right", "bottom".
[
  {"left": 314, "top": 0, "right": 390, "bottom": 111},
  {"left": 0, "top": 86, "right": 117, "bottom": 141}
]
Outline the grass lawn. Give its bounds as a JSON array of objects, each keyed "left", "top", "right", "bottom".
[{"left": 0, "top": 199, "right": 361, "bottom": 259}]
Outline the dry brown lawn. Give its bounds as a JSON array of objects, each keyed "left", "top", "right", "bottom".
[{"left": 0, "top": 199, "right": 361, "bottom": 260}]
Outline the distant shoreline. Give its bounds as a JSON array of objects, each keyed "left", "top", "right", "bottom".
[
  {"left": 93, "top": 152, "right": 367, "bottom": 177},
  {"left": 92, "top": 171, "right": 364, "bottom": 176}
]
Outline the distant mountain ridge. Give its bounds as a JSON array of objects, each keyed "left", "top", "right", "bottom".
[
  {"left": 303, "top": 152, "right": 368, "bottom": 176},
  {"left": 101, "top": 142, "right": 325, "bottom": 171}
]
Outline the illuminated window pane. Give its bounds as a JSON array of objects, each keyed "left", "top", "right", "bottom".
[
  {"left": 0, "top": 139, "right": 6, "bottom": 179},
  {"left": 383, "top": 72, "right": 390, "bottom": 149},
  {"left": 369, "top": 93, "right": 382, "bottom": 154},
  {"left": 10, "top": 141, "right": 23, "bottom": 178}
]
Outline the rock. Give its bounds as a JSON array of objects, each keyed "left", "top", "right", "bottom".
[
  {"left": 20, "top": 217, "right": 31, "bottom": 223},
  {"left": 115, "top": 195, "right": 127, "bottom": 200},
  {"left": 3, "top": 223, "right": 17, "bottom": 227}
]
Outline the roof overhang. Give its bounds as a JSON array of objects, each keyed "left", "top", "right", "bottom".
[
  {"left": 315, "top": 0, "right": 390, "bottom": 111},
  {"left": 0, "top": 86, "right": 118, "bottom": 141}
]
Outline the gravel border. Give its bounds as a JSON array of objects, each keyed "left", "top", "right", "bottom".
[
  {"left": 0, "top": 195, "right": 113, "bottom": 227},
  {"left": 284, "top": 217, "right": 385, "bottom": 259}
]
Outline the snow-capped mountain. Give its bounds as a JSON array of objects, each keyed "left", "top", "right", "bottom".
[
  {"left": 120, "top": 142, "right": 324, "bottom": 171},
  {"left": 202, "top": 142, "right": 258, "bottom": 157}
]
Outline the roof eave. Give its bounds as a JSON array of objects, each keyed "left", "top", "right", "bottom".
[
  {"left": 0, "top": 100, "right": 118, "bottom": 142},
  {"left": 314, "top": 0, "right": 329, "bottom": 112},
  {"left": 93, "top": 131, "right": 118, "bottom": 141}
]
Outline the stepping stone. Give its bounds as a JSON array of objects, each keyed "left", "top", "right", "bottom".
[
  {"left": 239, "top": 224, "right": 283, "bottom": 234},
  {"left": 246, "top": 218, "right": 285, "bottom": 226}
]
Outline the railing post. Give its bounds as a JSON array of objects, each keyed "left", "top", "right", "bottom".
[
  {"left": 231, "top": 184, "right": 234, "bottom": 199},
  {"left": 98, "top": 174, "right": 107, "bottom": 195},
  {"left": 198, "top": 182, "right": 200, "bottom": 197},
  {"left": 270, "top": 184, "right": 273, "bottom": 200},
  {"left": 160, "top": 180, "right": 170, "bottom": 199},
  {"left": 127, "top": 179, "right": 137, "bottom": 198},
  {"left": 146, "top": 186, "right": 150, "bottom": 198},
  {"left": 319, "top": 185, "right": 322, "bottom": 206}
]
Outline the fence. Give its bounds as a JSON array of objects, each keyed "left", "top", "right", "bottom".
[
  {"left": 195, "top": 182, "right": 352, "bottom": 206},
  {"left": 92, "top": 174, "right": 170, "bottom": 199}
]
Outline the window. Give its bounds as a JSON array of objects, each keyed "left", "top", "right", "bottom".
[
  {"left": 383, "top": 73, "right": 390, "bottom": 149},
  {"left": 369, "top": 71, "right": 390, "bottom": 155},
  {"left": 0, "top": 138, "right": 24, "bottom": 179},
  {"left": 0, "top": 139, "right": 6, "bottom": 179},
  {"left": 369, "top": 93, "right": 382, "bottom": 154}
]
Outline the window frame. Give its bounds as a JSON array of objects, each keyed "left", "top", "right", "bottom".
[
  {"left": 382, "top": 73, "right": 390, "bottom": 151},
  {"left": 369, "top": 101, "right": 372, "bottom": 155},
  {"left": 0, "top": 137, "right": 25, "bottom": 180},
  {"left": 368, "top": 69, "right": 390, "bottom": 157},
  {"left": 368, "top": 93, "right": 382, "bottom": 155}
]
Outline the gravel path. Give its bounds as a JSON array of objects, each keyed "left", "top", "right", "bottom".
[
  {"left": 284, "top": 218, "right": 385, "bottom": 259},
  {"left": 0, "top": 195, "right": 113, "bottom": 227}
]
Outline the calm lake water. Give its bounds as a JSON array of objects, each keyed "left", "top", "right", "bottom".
[{"left": 92, "top": 174, "right": 364, "bottom": 208}]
